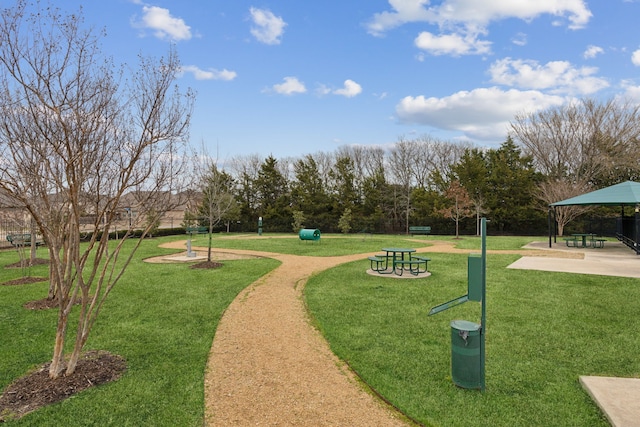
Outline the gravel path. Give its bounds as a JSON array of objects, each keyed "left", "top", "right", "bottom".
[
  {"left": 201, "top": 248, "right": 411, "bottom": 426},
  {"left": 157, "top": 239, "right": 576, "bottom": 426}
]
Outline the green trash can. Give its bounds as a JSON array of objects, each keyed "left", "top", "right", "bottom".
[{"left": 451, "top": 320, "right": 482, "bottom": 389}]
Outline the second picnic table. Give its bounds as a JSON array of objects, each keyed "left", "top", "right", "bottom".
[{"left": 571, "top": 233, "right": 597, "bottom": 248}]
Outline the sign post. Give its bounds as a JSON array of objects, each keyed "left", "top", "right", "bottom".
[{"left": 429, "top": 217, "right": 486, "bottom": 391}]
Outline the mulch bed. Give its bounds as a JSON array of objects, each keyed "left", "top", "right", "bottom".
[
  {"left": 2, "top": 276, "right": 47, "bottom": 287},
  {"left": 189, "top": 261, "right": 223, "bottom": 269},
  {"left": 2, "top": 258, "right": 49, "bottom": 287},
  {"left": 4, "top": 258, "right": 49, "bottom": 268},
  {"left": 0, "top": 350, "right": 126, "bottom": 421},
  {"left": 23, "top": 298, "right": 63, "bottom": 310}
]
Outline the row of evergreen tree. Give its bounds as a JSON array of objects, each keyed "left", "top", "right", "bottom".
[{"left": 195, "top": 137, "right": 557, "bottom": 235}]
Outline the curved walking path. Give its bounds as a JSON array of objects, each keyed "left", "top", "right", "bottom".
[
  {"left": 200, "top": 247, "right": 413, "bottom": 426},
  {"left": 158, "top": 239, "right": 580, "bottom": 426}
]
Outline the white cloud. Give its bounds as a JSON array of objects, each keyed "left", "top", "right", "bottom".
[
  {"left": 271, "top": 77, "right": 306, "bottom": 95},
  {"left": 436, "top": 0, "right": 592, "bottom": 30},
  {"left": 632, "top": 49, "right": 640, "bottom": 66},
  {"left": 249, "top": 8, "right": 286, "bottom": 45},
  {"left": 316, "top": 84, "right": 332, "bottom": 96},
  {"left": 333, "top": 80, "right": 362, "bottom": 97},
  {"left": 366, "top": 0, "right": 433, "bottom": 36},
  {"left": 137, "top": 6, "right": 191, "bottom": 41},
  {"left": 395, "top": 87, "right": 566, "bottom": 140},
  {"left": 620, "top": 80, "right": 640, "bottom": 102},
  {"left": 414, "top": 31, "right": 491, "bottom": 56},
  {"left": 180, "top": 66, "right": 237, "bottom": 81},
  {"left": 511, "top": 32, "right": 527, "bottom": 46},
  {"left": 488, "top": 57, "right": 609, "bottom": 95},
  {"left": 367, "top": 0, "right": 592, "bottom": 35},
  {"left": 583, "top": 45, "right": 604, "bottom": 59}
]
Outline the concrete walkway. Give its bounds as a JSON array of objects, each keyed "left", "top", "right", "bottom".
[
  {"left": 508, "top": 240, "right": 640, "bottom": 426},
  {"left": 580, "top": 376, "right": 640, "bottom": 427},
  {"left": 508, "top": 240, "right": 640, "bottom": 278}
]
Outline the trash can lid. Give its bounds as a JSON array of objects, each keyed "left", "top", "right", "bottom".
[{"left": 451, "top": 320, "right": 481, "bottom": 331}]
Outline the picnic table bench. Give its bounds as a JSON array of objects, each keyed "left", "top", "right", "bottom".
[
  {"left": 186, "top": 226, "right": 208, "bottom": 235},
  {"left": 563, "top": 234, "right": 605, "bottom": 248},
  {"left": 393, "top": 256, "right": 429, "bottom": 276},
  {"left": 368, "top": 255, "right": 387, "bottom": 272},
  {"left": 409, "top": 226, "right": 431, "bottom": 236},
  {"left": 6, "top": 233, "right": 44, "bottom": 247}
]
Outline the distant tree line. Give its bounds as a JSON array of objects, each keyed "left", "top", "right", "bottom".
[{"left": 195, "top": 98, "right": 640, "bottom": 237}]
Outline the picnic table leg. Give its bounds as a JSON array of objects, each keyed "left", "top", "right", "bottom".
[{"left": 376, "top": 253, "right": 392, "bottom": 274}]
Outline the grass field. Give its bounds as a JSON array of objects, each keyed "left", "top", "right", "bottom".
[
  {"left": 305, "top": 246, "right": 640, "bottom": 426},
  {"left": 1, "top": 233, "right": 638, "bottom": 426}
]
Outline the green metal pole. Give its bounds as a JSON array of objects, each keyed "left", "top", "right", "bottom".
[{"left": 480, "top": 217, "right": 486, "bottom": 391}]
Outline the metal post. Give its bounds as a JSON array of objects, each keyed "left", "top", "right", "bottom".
[
  {"left": 633, "top": 205, "right": 640, "bottom": 255},
  {"left": 480, "top": 217, "right": 486, "bottom": 391},
  {"left": 258, "top": 216, "right": 263, "bottom": 236},
  {"left": 548, "top": 208, "right": 552, "bottom": 248}
]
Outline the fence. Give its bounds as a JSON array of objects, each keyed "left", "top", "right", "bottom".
[{"left": 0, "top": 218, "right": 33, "bottom": 249}]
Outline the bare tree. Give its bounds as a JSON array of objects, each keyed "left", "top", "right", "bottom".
[
  {"left": 0, "top": 2, "right": 194, "bottom": 378},
  {"left": 438, "top": 180, "right": 474, "bottom": 238},
  {"left": 512, "top": 98, "right": 640, "bottom": 184},
  {"left": 537, "top": 178, "right": 592, "bottom": 236},
  {"left": 388, "top": 137, "right": 419, "bottom": 234},
  {"left": 428, "top": 140, "right": 473, "bottom": 191},
  {"left": 195, "top": 153, "right": 239, "bottom": 262},
  {"left": 340, "top": 144, "right": 385, "bottom": 184},
  {"left": 511, "top": 98, "right": 640, "bottom": 233},
  {"left": 310, "top": 150, "right": 335, "bottom": 189},
  {"left": 336, "top": 145, "right": 385, "bottom": 206}
]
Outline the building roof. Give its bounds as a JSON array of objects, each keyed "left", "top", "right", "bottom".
[{"left": 550, "top": 181, "right": 640, "bottom": 207}]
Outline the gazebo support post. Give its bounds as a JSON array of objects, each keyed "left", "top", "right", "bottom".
[
  {"left": 635, "top": 204, "right": 639, "bottom": 255},
  {"left": 548, "top": 207, "right": 553, "bottom": 248}
]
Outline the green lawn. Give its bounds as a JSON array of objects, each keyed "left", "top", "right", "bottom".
[
  {"left": 2, "top": 233, "right": 637, "bottom": 426},
  {"left": 305, "top": 250, "right": 640, "bottom": 426},
  {"left": 0, "top": 237, "right": 280, "bottom": 426},
  {"left": 187, "top": 232, "right": 512, "bottom": 256}
]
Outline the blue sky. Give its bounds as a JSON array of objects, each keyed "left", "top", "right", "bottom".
[{"left": 47, "top": 1, "right": 640, "bottom": 159}]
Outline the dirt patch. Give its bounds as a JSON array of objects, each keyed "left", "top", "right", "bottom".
[
  {"left": 2, "top": 258, "right": 50, "bottom": 287},
  {"left": 190, "top": 261, "right": 223, "bottom": 269},
  {"left": 23, "top": 297, "right": 69, "bottom": 310},
  {"left": 4, "top": 258, "right": 50, "bottom": 268},
  {"left": 144, "top": 250, "right": 257, "bottom": 264},
  {"left": 2, "top": 276, "right": 48, "bottom": 286},
  {"left": 0, "top": 350, "right": 126, "bottom": 422}
]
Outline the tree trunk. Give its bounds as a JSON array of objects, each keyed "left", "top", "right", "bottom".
[
  {"left": 49, "top": 312, "right": 69, "bottom": 379},
  {"left": 48, "top": 264, "right": 57, "bottom": 300},
  {"left": 208, "top": 221, "right": 213, "bottom": 262},
  {"left": 29, "top": 219, "right": 37, "bottom": 263}
]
